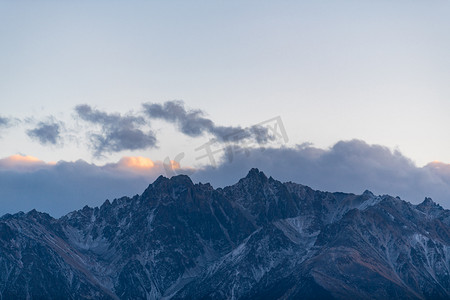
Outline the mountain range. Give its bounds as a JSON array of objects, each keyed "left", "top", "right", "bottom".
[{"left": 0, "top": 168, "right": 449, "bottom": 299}]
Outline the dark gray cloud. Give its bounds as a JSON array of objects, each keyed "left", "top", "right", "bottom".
[
  {"left": 0, "top": 116, "right": 12, "bottom": 137},
  {"left": 0, "top": 116, "right": 10, "bottom": 128},
  {"left": 4, "top": 102, "right": 281, "bottom": 153},
  {"left": 75, "top": 104, "right": 157, "bottom": 156},
  {"left": 142, "top": 100, "right": 273, "bottom": 144},
  {"left": 191, "top": 140, "right": 450, "bottom": 208},
  {"left": 27, "top": 120, "right": 62, "bottom": 145}
]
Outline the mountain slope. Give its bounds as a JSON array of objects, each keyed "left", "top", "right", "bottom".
[{"left": 0, "top": 169, "right": 449, "bottom": 299}]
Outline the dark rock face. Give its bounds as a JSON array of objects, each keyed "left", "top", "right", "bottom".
[{"left": 0, "top": 168, "right": 449, "bottom": 299}]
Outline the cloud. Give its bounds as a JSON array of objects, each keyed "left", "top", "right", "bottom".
[
  {"left": 3, "top": 102, "right": 283, "bottom": 155},
  {"left": 0, "top": 155, "right": 169, "bottom": 217},
  {"left": 142, "top": 100, "right": 273, "bottom": 144},
  {"left": 26, "top": 119, "right": 63, "bottom": 145},
  {"left": 190, "top": 140, "right": 450, "bottom": 208},
  {"left": 75, "top": 104, "right": 157, "bottom": 157},
  {"left": 117, "top": 156, "right": 155, "bottom": 169},
  {"left": 0, "top": 154, "right": 52, "bottom": 171},
  {"left": 2, "top": 140, "right": 450, "bottom": 218},
  {"left": 0, "top": 116, "right": 13, "bottom": 137},
  {"left": 0, "top": 116, "right": 10, "bottom": 128}
]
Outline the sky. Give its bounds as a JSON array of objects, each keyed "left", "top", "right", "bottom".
[{"left": 1, "top": 1, "right": 450, "bottom": 217}]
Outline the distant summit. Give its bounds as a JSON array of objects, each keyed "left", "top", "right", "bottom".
[{"left": 362, "top": 189, "right": 374, "bottom": 196}]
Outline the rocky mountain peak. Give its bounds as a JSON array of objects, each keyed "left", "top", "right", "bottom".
[
  {"left": 141, "top": 174, "right": 195, "bottom": 202},
  {"left": 246, "top": 167, "right": 266, "bottom": 178},
  {"left": 168, "top": 173, "right": 194, "bottom": 187},
  {"left": 152, "top": 174, "right": 170, "bottom": 186},
  {"left": 148, "top": 174, "right": 194, "bottom": 190},
  {"left": 362, "top": 189, "right": 374, "bottom": 197},
  {"left": 416, "top": 197, "right": 443, "bottom": 214},
  {"left": 240, "top": 168, "right": 269, "bottom": 186},
  {"left": 422, "top": 197, "right": 436, "bottom": 206}
]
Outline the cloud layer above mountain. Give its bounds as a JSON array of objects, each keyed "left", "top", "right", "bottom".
[
  {"left": 0, "top": 155, "right": 171, "bottom": 217},
  {"left": 191, "top": 140, "right": 450, "bottom": 207},
  {"left": 1, "top": 140, "right": 450, "bottom": 218}
]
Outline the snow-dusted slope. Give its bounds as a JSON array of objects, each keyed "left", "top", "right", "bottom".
[{"left": 0, "top": 169, "right": 449, "bottom": 299}]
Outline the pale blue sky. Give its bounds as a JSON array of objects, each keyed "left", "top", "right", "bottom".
[{"left": 1, "top": 1, "right": 450, "bottom": 167}]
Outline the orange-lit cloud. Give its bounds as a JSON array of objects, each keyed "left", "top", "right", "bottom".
[
  {"left": 9, "top": 154, "right": 42, "bottom": 163},
  {"left": 425, "top": 160, "right": 450, "bottom": 175},
  {"left": 428, "top": 160, "right": 450, "bottom": 166},
  {"left": 0, "top": 154, "right": 192, "bottom": 178},
  {"left": 0, "top": 154, "right": 50, "bottom": 171},
  {"left": 119, "top": 156, "right": 155, "bottom": 170},
  {"left": 111, "top": 156, "right": 185, "bottom": 176},
  {"left": 167, "top": 160, "right": 180, "bottom": 170},
  {"left": 100, "top": 155, "right": 185, "bottom": 177}
]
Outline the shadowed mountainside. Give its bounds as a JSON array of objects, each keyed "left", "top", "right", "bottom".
[{"left": 1, "top": 169, "right": 449, "bottom": 299}]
